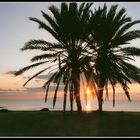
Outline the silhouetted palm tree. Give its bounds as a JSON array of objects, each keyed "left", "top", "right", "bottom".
[
  {"left": 15, "top": 2, "right": 93, "bottom": 113},
  {"left": 88, "top": 4, "right": 140, "bottom": 112}
]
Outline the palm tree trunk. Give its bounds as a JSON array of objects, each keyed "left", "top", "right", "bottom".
[
  {"left": 75, "top": 94, "right": 82, "bottom": 113},
  {"left": 97, "top": 87, "right": 104, "bottom": 112},
  {"left": 97, "top": 77, "right": 105, "bottom": 112},
  {"left": 70, "top": 91, "right": 73, "bottom": 113},
  {"left": 73, "top": 73, "right": 82, "bottom": 113}
]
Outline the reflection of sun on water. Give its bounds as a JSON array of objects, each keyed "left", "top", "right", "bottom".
[
  {"left": 86, "top": 101, "right": 92, "bottom": 111},
  {"left": 85, "top": 87, "right": 92, "bottom": 111}
]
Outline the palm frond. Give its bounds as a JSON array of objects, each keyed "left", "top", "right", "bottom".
[
  {"left": 113, "top": 7, "right": 126, "bottom": 23},
  {"left": 107, "top": 4, "right": 118, "bottom": 21},
  {"left": 121, "top": 47, "right": 140, "bottom": 56},
  {"left": 116, "top": 20, "right": 140, "bottom": 37},
  {"left": 49, "top": 5, "right": 61, "bottom": 25},
  {"left": 29, "top": 17, "right": 59, "bottom": 41},
  {"left": 44, "top": 72, "right": 60, "bottom": 103},
  {"left": 123, "top": 85, "right": 131, "bottom": 102},
  {"left": 23, "top": 64, "right": 56, "bottom": 86},
  {"left": 78, "top": 2, "right": 85, "bottom": 17},
  {"left": 21, "top": 40, "right": 54, "bottom": 51},
  {"left": 117, "top": 78, "right": 131, "bottom": 101},
  {"left": 43, "top": 72, "right": 58, "bottom": 88},
  {"left": 31, "top": 53, "right": 58, "bottom": 62},
  {"left": 69, "top": 3, "right": 78, "bottom": 14},
  {"left": 119, "top": 61, "right": 140, "bottom": 83},
  {"left": 61, "top": 2, "right": 68, "bottom": 15},
  {"left": 45, "top": 82, "right": 51, "bottom": 102},
  {"left": 14, "top": 61, "right": 48, "bottom": 76},
  {"left": 23, "top": 69, "right": 47, "bottom": 87},
  {"left": 41, "top": 10, "right": 59, "bottom": 32},
  {"left": 122, "top": 30, "right": 140, "bottom": 42},
  {"left": 53, "top": 77, "right": 61, "bottom": 108}
]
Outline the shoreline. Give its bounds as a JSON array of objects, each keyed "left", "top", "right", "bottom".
[{"left": 1, "top": 108, "right": 140, "bottom": 113}]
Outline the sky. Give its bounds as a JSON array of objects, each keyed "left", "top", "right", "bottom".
[{"left": 0, "top": 2, "right": 140, "bottom": 111}]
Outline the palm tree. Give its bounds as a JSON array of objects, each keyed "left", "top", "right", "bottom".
[
  {"left": 15, "top": 2, "right": 93, "bottom": 113},
  {"left": 88, "top": 4, "right": 140, "bottom": 112}
]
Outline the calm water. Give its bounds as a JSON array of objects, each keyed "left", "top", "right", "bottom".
[{"left": 0, "top": 99, "right": 140, "bottom": 112}]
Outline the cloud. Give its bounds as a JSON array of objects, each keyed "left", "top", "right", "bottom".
[
  {"left": 35, "top": 79, "right": 42, "bottom": 83},
  {"left": 0, "top": 88, "right": 25, "bottom": 94},
  {"left": 25, "top": 87, "right": 44, "bottom": 93},
  {"left": 37, "top": 74, "right": 52, "bottom": 80},
  {"left": 5, "top": 71, "right": 16, "bottom": 75},
  {"left": 37, "top": 73, "right": 65, "bottom": 85},
  {"left": 22, "top": 76, "right": 29, "bottom": 79},
  {"left": 25, "top": 84, "right": 64, "bottom": 93},
  {"left": 0, "top": 71, "right": 64, "bottom": 101},
  {"left": 0, "top": 89, "right": 24, "bottom": 92},
  {"left": 4, "top": 71, "right": 63, "bottom": 86},
  {"left": 0, "top": 85, "right": 64, "bottom": 101}
]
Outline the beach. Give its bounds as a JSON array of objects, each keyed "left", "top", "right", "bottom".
[{"left": 0, "top": 110, "right": 140, "bottom": 137}]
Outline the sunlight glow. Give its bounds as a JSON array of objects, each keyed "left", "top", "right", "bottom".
[
  {"left": 85, "top": 101, "right": 92, "bottom": 111},
  {"left": 84, "top": 87, "right": 93, "bottom": 111},
  {"left": 86, "top": 88, "right": 91, "bottom": 96}
]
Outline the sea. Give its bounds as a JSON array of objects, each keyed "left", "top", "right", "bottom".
[{"left": 0, "top": 99, "right": 140, "bottom": 112}]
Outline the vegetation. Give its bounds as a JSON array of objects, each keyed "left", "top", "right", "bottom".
[
  {"left": 15, "top": 2, "right": 93, "bottom": 113},
  {"left": 88, "top": 4, "right": 140, "bottom": 112},
  {"left": 15, "top": 2, "right": 140, "bottom": 112}
]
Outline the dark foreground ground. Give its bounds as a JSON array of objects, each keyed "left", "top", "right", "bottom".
[{"left": 0, "top": 110, "right": 140, "bottom": 137}]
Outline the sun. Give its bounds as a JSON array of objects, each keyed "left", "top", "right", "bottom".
[{"left": 86, "top": 88, "right": 91, "bottom": 96}]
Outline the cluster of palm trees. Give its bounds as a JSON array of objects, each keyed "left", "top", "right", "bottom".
[{"left": 15, "top": 2, "right": 140, "bottom": 113}]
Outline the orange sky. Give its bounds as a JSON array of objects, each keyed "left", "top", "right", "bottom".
[
  {"left": 0, "top": 73, "right": 140, "bottom": 102},
  {"left": 0, "top": 73, "right": 66, "bottom": 101}
]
